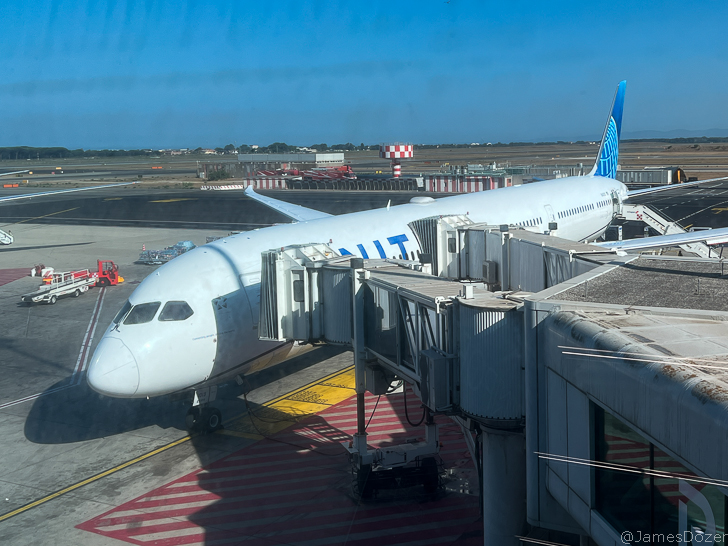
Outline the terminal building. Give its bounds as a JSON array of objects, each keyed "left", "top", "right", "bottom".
[
  {"left": 253, "top": 212, "right": 728, "bottom": 545},
  {"left": 198, "top": 152, "right": 346, "bottom": 179}
]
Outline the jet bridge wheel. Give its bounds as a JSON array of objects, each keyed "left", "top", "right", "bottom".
[
  {"left": 421, "top": 457, "right": 439, "bottom": 494},
  {"left": 356, "top": 464, "right": 374, "bottom": 499},
  {"left": 185, "top": 407, "right": 222, "bottom": 433}
]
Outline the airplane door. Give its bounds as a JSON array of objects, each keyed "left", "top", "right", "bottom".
[{"left": 544, "top": 204, "right": 556, "bottom": 227}]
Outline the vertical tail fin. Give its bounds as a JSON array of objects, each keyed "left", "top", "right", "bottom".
[{"left": 589, "top": 80, "right": 626, "bottom": 179}]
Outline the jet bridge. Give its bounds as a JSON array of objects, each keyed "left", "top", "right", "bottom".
[{"left": 255, "top": 223, "right": 620, "bottom": 545}]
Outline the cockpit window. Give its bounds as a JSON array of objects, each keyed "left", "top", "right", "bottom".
[
  {"left": 123, "top": 302, "right": 161, "bottom": 325},
  {"left": 113, "top": 300, "right": 132, "bottom": 324},
  {"left": 158, "top": 301, "right": 194, "bottom": 322}
]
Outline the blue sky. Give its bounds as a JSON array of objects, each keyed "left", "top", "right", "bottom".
[{"left": 1, "top": 0, "right": 727, "bottom": 149}]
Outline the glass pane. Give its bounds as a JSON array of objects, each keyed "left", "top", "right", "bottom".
[
  {"left": 158, "top": 301, "right": 194, "bottom": 322},
  {"left": 595, "top": 406, "right": 651, "bottom": 536},
  {"left": 124, "top": 302, "right": 161, "bottom": 325},
  {"left": 652, "top": 447, "right": 725, "bottom": 537},
  {"left": 113, "top": 300, "right": 132, "bottom": 324}
]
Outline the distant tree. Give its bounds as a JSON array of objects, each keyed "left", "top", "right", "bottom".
[
  {"left": 266, "top": 142, "right": 296, "bottom": 153},
  {"left": 238, "top": 144, "right": 251, "bottom": 153},
  {"left": 214, "top": 147, "right": 224, "bottom": 154},
  {"left": 207, "top": 169, "right": 232, "bottom": 181},
  {"left": 224, "top": 144, "right": 236, "bottom": 153},
  {"left": 310, "top": 143, "right": 328, "bottom": 151}
]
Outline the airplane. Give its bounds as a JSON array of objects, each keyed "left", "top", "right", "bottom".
[
  {"left": 86, "top": 81, "right": 728, "bottom": 431},
  {"left": 0, "top": 180, "right": 138, "bottom": 244}
]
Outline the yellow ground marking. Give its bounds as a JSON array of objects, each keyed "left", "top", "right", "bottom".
[
  {"left": 0, "top": 436, "right": 190, "bottom": 523},
  {"left": 712, "top": 207, "right": 728, "bottom": 214},
  {"left": 0, "top": 364, "right": 354, "bottom": 522},
  {"left": 219, "top": 366, "right": 355, "bottom": 439},
  {"left": 5, "top": 207, "right": 79, "bottom": 227},
  {"left": 103, "top": 197, "right": 122, "bottom": 201},
  {"left": 149, "top": 198, "right": 198, "bottom": 203}
]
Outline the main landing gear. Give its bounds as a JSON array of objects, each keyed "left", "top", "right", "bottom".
[{"left": 185, "top": 386, "right": 223, "bottom": 433}]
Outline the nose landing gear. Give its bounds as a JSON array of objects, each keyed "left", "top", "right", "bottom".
[
  {"left": 185, "top": 386, "right": 223, "bottom": 433},
  {"left": 185, "top": 406, "right": 223, "bottom": 432}
]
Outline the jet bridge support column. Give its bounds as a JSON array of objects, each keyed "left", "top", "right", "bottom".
[
  {"left": 350, "top": 258, "right": 368, "bottom": 456},
  {"left": 482, "top": 427, "right": 527, "bottom": 546}
]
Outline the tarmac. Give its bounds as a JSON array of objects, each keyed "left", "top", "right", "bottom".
[{"left": 0, "top": 221, "right": 479, "bottom": 546}]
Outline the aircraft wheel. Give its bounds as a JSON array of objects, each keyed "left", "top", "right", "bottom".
[
  {"left": 49, "top": 295, "right": 57, "bottom": 305},
  {"left": 185, "top": 407, "right": 201, "bottom": 430},
  {"left": 73, "top": 289, "right": 81, "bottom": 297},
  {"left": 202, "top": 408, "right": 222, "bottom": 432}
]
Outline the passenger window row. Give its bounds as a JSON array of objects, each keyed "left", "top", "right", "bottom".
[
  {"left": 516, "top": 216, "right": 542, "bottom": 227},
  {"left": 558, "top": 202, "right": 600, "bottom": 219}
]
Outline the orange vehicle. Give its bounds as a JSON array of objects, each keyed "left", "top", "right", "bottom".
[
  {"left": 95, "top": 260, "right": 123, "bottom": 286},
  {"left": 41, "top": 260, "right": 123, "bottom": 287}
]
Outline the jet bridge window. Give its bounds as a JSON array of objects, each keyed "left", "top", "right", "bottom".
[
  {"left": 124, "top": 302, "right": 161, "bottom": 325},
  {"left": 158, "top": 301, "right": 194, "bottom": 321}
]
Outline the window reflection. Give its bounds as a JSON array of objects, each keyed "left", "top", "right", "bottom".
[
  {"left": 123, "top": 302, "right": 161, "bottom": 325},
  {"left": 594, "top": 405, "right": 726, "bottom": 539}
]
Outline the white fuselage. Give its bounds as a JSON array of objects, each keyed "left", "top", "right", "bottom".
[{"left": 87, "top": 176, "right": 628, "bottom": 398}]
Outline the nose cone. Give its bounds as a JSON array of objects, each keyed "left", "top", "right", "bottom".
[{"left": 87, "top": 337, "right": 140, "bottom": 397}]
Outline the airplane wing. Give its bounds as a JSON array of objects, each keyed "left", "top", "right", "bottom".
[
  {"left": 626, "top": 176, "right": 728, "bottom": 199},
  {"left": 595, "top": 227, "right": 728, "bottom": 252},
  {"left": 0, "top": 181, "right": 138, "bottom": 203},
  {"left": 0, "top": 170, "right": 29, "bottom": 177},
  {"left": 244, "top": 186, "right": 333, "bottom": 222}
]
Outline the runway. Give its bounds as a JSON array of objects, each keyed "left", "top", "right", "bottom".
[
  {"left": 3, "top": 181, "right": 728, "bottom": 233},
  {"left": 0, "top": 188, "right": 432, "bottom": 230},
  {"left": 629, "top": 179, "right": 728, "bottom": 229}
]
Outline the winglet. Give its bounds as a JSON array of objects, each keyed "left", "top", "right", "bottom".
[
  {"left": 243, "top": 185, "right": 333, "bottom": 222},
  {"left": 590, "top": 80, "right": 626, "bottom": 179}
]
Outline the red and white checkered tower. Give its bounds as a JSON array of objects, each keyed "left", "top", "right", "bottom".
[{"left": 379, "top": 143, "right": 413, "bottom": 178}]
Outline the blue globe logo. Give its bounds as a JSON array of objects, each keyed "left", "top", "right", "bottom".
[{"left": 596, "top": 117, "right": 618, "bottom": 179}]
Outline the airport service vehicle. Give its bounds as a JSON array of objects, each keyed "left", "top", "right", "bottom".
[
  {"left": 40, "top": 260, "right": 123, "bottom": 287},
  {"left": 87, "top": 81, "right": 728, "bottom": 431},
  {"left": 137, "top": 240, "right": 196, "bottom": 265},
  {"left": 24, "top": 259, "right": 124, "bottom": 304},
  {"left": 22, "top": 269, "right": 99, "bottom": 305},
  {"left": 94, "top": 260, "right": 123, "bottom": 286}
]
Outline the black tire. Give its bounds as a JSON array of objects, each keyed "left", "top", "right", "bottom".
[
  {"left": 185, "top": 407, "right": 200, "bottom": 430},
  {"left": 204, "top": 408, "right": 222, "bottom": 431},
  {"left": 357, "top": 464, "right": 374, "bottom": 499},
  {"left": 186, "top": 407, "right": 222, "bottom": 432},
  {"left": 73, "top": 289, "right": 81, "bottom": 297},
  {"left": 49, "top": 295, "right": 57, "bottom": 305},
  {"left": 422, "top": 457, "right": 439, "bottom": 494}
]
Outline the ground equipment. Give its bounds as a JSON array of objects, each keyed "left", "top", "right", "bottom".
[{"left": 137, "top": 241, "right": 196, "bottom": 265}]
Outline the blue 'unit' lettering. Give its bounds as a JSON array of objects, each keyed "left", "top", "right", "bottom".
[
  {"left": 356, "top": 244, "right": 369, "bottom": 259},
  {"left": 373, "top": 240, "right": 386, "bottom": 259},
  {"left": 387, "top": 234, "right": 409, "bottom": 257}
]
